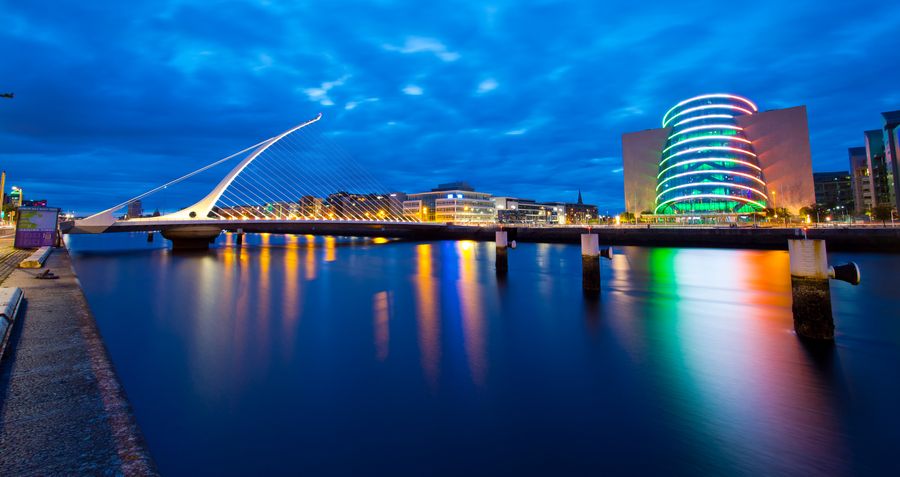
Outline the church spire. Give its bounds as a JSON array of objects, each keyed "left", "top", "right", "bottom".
[{"left": 577, "top": 189, "right": 583, "bottom": 205}]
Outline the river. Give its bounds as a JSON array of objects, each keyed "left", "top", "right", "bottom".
[{"left": 65, "top": 232, "right": 900, "bottom": 475}]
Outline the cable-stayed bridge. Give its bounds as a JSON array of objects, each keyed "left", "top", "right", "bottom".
[{"left": 62, "top": 114, "right": 467, "bottom": 248}]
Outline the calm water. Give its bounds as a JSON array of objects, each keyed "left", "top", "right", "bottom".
[{"left": 66, "top": 233, "right": 900, "bottom": 476}]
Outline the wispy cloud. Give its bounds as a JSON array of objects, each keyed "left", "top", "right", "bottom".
[
  {"left": 402, "top": 85, "right": 424, "bottom": 96},
  {"left": 383, "top": 36, "right": 460, "bottom": 62},
  {"left": 302, "top": 75, "right": 350, "bottom": 107},
  {"left": 477, "top": 78, "right": 498, "bottom": 94}
]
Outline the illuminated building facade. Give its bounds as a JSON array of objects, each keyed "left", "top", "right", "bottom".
[
  {"left": 848, "top": 147, "right": 873, "bottom": 214},
  {"left": 655, "top": 95, "right": 767, "bottom": 215},
  {"left": 880, "top": 111, "right": 900, "bottom": 209},
  {"left": 813, "top": 171, "right": 853, "bottom": 211},
  {"left": 403, "top": 182, "right": 496, "bottom": 223},
  {"left": 493, "top": 197, "right": 562, "bottom": 224},
  {"left": 865, "top": 129, "right": 893, "bottom": 208},
  {"left": 623, "top": 94, "right": 815, "bottom": 218}
]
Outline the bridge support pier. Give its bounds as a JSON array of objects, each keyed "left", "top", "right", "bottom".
[
  {"left": 146, "top": 232, "right": 154, "bottom": 243},
  {"left": 236, "top": 228, "right": 244, "bottom": 246},
  {"left": 161, "top": 226, "right": 222, "bottom": 251},
  {"left": 788, "top": 240, "right": 834, "bottom": 340},
  {"left": 788, "top": 239, "right": 860, "bottom": 340},
  {"left": 581, "top": 234, "right": 600, "bottom": 293},
  {"left": 495, "top": 231, "right": 508, "bottom": 275}
]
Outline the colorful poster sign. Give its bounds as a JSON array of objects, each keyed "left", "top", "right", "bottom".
[{"left": 14, "top": 207, "right": 60, "bottom": 248}]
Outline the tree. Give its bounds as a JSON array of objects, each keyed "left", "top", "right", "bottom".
[
  {"left": 799, "top": 203, "right": 827, "bottom": 222},
  {"left": 872, "top": 205, "right": 893, "bottom": 226}
]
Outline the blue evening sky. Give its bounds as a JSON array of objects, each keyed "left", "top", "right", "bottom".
[{"left": 2, "top": 0, "right": 899, "bottom": 214}]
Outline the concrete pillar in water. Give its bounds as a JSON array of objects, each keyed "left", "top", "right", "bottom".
[
  {"left": 495, "top": 231, "right": 508, "bottom": 275},
  {"left": 160, "top": 226, "right": 221, "bottom": 251},
  {"left": 236, "top": 228, "right": 244, "bottom": 246},
  {"left": 581, "top": 233, "right": 600, "bottom": 292},
  {"left": 788, "top": 239, "right": 834, "bottom": 340},
  {"left": 146, "top": 232, "right": 154, "bottom": 242}
]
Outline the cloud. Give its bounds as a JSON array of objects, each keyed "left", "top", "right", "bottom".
[
  {"left": 477, "top": 78, "right": 498, "bottom": 94},
  {"left": 402, "top": 85, "right": 424, "bottom": 96},
  {"left": 302, "top": 75, "right": 350, "bottom": 107},
  {"left": 382, "top": 36, "right": 460, "bottom": 62},
  {"left": 344, "top": 97, "right": 380, "bottom": 110}
]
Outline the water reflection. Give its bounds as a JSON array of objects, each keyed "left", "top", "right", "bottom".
[
  {"left": 64, "top": 233, "right": 900, "bottom": 476},
  {"left": 456, "top": 240, "right": 487, "bottom": 386},
  {"left": 414, "top": 243, "right": 441, "bottom": 387}
]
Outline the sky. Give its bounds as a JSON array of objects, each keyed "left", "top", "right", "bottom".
[{"left": 2, "top": 0, "right": 900, "bottom": 215}]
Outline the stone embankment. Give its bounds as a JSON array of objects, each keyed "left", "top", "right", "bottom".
[{"left": 0, "top": 239, "right": 156, "bottom": 475}]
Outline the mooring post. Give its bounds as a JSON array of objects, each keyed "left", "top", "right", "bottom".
[
  {"left": 581, "top": 234, "right": 600, "bottom": 292},
  {"left": 788, "top": 239, "right": 861, "bottom": 340},
  {"left": 236, "top": 228, "right": 244, "bottom": 246},
  {"left": 495, "top": 230, "right": 508, "bottom": 275}
]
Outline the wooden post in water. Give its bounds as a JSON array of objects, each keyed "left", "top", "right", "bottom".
[
  {"left": 495, "top": 230, "right": 508, "bottom": 275},
  {"left": 581, "top": 234, "right": 600, "bottom": 292}
]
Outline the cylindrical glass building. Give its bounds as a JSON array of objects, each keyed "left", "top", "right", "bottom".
[{"left": 654, "top": 94, "right": 768, "bottom": 215}]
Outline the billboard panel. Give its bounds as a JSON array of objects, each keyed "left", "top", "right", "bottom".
[{"left": 14, "top": 207, "right": 60, "bottom": 248}]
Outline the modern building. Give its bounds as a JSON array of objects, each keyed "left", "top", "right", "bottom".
[
  {"left": 864, "top": 129, "right": 893, "bottom": 209},
  {"left": 22, "top": 199, "right": 48, "bottom": 207},
  {"left": 403, "top": 182, "right": 495, "bottom": 223},
  {"left": 326, "top": 192, "right": 404, "bottom": 221},
  {"left": 126, "top": 200, "right": 143, "bottom": 219},
  {"left": 493, "top": 197, "right": 563, "bottom": 225},
  {"left": 813, "top": 171, "right": 853, "bottom": 212},
  {"left": 622, "top": 94, "right": 815, "bottom": 220},
  {"left": 848, "top": 147, "right": 873, "bottom": 213},
  {"left": 299, "top": 195, "right": 324, "bottom": 218},
  {"left": 6, "top": 186, "right": 22, "bottom": 207},
  {"left": 881, "top": 110, "right": 900, "bottom": 209}
]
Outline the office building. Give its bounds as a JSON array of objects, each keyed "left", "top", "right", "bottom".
[
  {"left": 403, "top": 182, "right": 495, "bottom": 223},
  {"left": 326, "top": 192, "right": 404, "bottom": 220},
  {"left": 865, "top": 129, "right": 893, "bottom": 208},
  {"left": 494, "top": 197, "right": 563, "bottom": 225},
  {"left": 813, "top": 171, "right": 853, "bottom": 212},
  {"left": 622, "top": 94, "right": 815, "bottom": 219},
  {"left": 126, "top": 200, "right": 143, "bottom": 219},
  {"left": 848, "top": 147, "right": 873, "bottom": 213},
  {"left": 299, "top": 195, "right": 324, "bottom": 218},
  {"left": 882, "top": 110, "right": 900, "bottom": 209}
]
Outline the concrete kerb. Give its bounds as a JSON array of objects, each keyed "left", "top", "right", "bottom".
[{"left": 0, "top": 287, "right": 24, "bottom": 360}]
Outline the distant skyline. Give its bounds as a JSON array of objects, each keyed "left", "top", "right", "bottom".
[{"left": 2, "top": 0, "right": 900, "bottom": 214}]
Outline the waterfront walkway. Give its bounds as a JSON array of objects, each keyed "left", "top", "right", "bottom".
[{"left": 0, "top": 240, "right": 156, "bottom": 475}]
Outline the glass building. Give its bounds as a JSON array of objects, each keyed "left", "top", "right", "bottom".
[{"left": 654, "top": 94, "right": 769, "bottom": 215}]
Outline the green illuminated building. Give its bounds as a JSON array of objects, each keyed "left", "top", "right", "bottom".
[{"left": 655, "top": 94, "right": 768, "bottom": 215}]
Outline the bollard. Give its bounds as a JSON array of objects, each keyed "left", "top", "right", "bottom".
[
  {"left": 581, "top": 234, "right": 600, "bottom": 292},
  {"left": 788, "top": 239, "right": 861, "bottom": 340},
  {"left": 495, "top": 231, "right": 508, "bottom": 275},
  {"left": 236, "top": 228, "right": 244, "bottom": 246},
  {"left": 147, "top": 232, "right": 154, "bottom": 243}
]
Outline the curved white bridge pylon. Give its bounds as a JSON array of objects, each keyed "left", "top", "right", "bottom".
[
  {"left": 148, "top": 113, "right": 322, "bottom": 221},
  {"left": 72, "top": 113, "right": 412, "bottom": 233}
]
